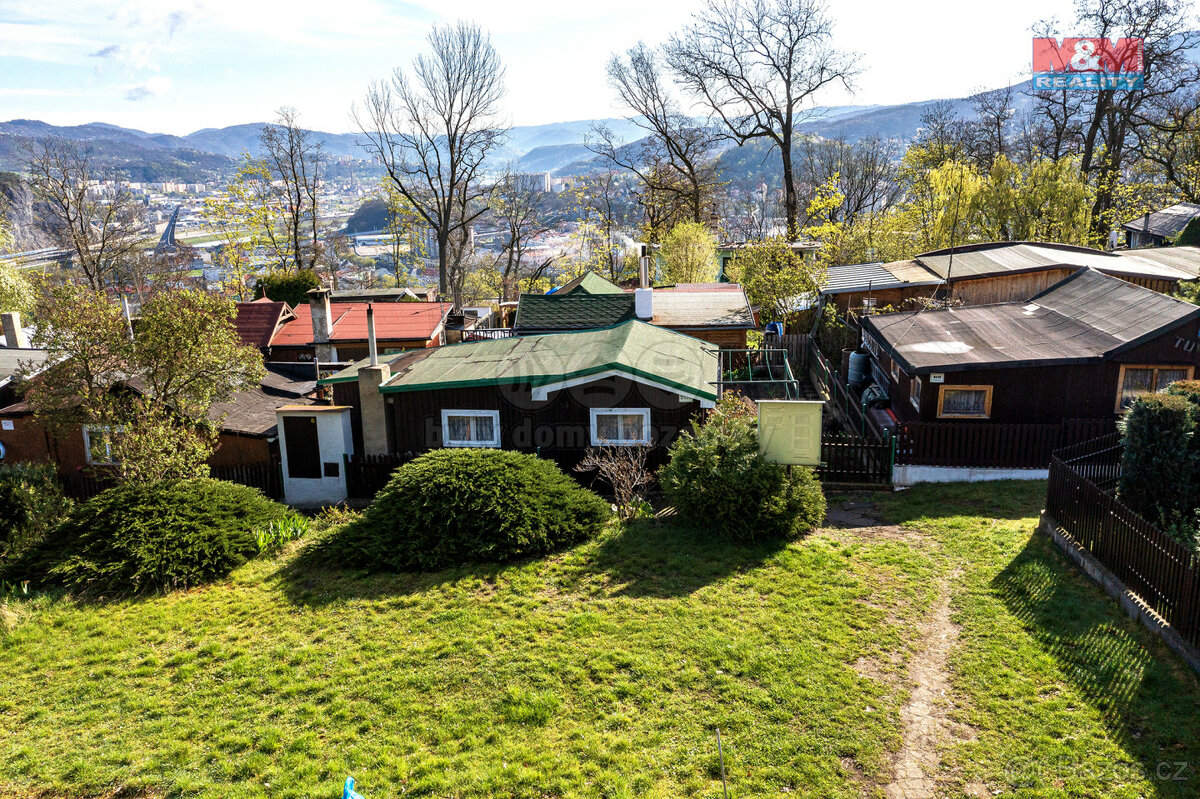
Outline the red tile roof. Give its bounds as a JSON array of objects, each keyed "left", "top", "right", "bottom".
[
  {"left": 271, "top": 302, "right": 451, "bottom": 347},
  {"left": 233, "top": 300, "right": 293, "bottom": 349}
]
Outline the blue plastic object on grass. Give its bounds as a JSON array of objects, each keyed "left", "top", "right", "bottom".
[
  {"left": 343, "top": 776, "right": 365, "bottom": 799},
  {"left": 765, "top": 321, "right": 784, "bottom": 337}
]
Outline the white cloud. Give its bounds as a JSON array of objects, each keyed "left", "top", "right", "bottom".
[{"left": 125, "top": 75, "right": 171, "bottom": 101}]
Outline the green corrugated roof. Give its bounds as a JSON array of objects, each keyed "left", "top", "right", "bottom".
[
  {"left": 513, "top": 292, "right": 634, "bottom": 331},
  {"left": 317, "top": 350, "right": 415, "bottom": 385},
  {"left": 380, "top": 320, "right": 718, "bottom": 401},
  {"left": 558, "top": 271, "right": 626, "bottom": 295}
]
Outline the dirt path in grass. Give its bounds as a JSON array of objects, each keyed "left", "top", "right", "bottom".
[
  {"left": 883, "top": 576, "right": 959, "bottom": 799},
  {"left": 828, "top": 499, "right": 983, "bottom": 799}
]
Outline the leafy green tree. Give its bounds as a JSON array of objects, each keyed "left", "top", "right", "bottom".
[
  {"left": 1177, "top": 217, "right": 1200, "bottom": 246},
  {"left": 724, "top": 236, "right": 825, "bottom": 325},
  {"left": 27, "top": 286, "right": 265, "bottom": 483},
  {"left": 659, "top": 222, "right": 718, "bottom": 284}
]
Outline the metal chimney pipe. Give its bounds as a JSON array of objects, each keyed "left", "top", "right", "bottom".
[
  {"left": 638, "top": 243, "right": 650, "bottom": 290},
  {"left": 367, "top": 302, "right": 378, "bottom": 366}
]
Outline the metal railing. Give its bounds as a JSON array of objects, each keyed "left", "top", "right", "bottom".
[{"left": 717, "top": 347, "right": 801, "bottom": 400}]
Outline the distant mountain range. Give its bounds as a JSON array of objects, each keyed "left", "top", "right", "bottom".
[{"left": 0, "top": 72, "right": 1154, "bottom": 184}]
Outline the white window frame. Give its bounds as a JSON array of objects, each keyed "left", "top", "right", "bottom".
[
  {"left": 910, "top": 375, "right": 922, "bottom": 411},
  {"left": 83, "top": 425, "right": 118, "bottom": 465},
  {"left": 590, "top": 407, "right": 651, "bottom": 446},
  {"left": 890, "top": 359, "right": 901, "bottom": 383},
  {"left": 441, "top": 409, "right": 501, "bottom": 448}
]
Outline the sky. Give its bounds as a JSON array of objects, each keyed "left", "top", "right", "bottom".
[{"left": 1, "top": 0, "right": 1197, "bottom": 136}]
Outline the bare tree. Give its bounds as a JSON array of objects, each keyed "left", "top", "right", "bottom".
[
  {"left": 257, "top": 107, "right": 323, "bottom": 272},
  {"left": 355, "top": 21, "right": 507, "bottom": 300},
  {"left": 1065, "top": 0, "right": 1200, "bottom": 235},
  {"left": 1133, "top": 91, "right": 1200, "bottom": 203},
  {"left": 912, "top": 100, "right": 968, "bottom": 166},
  {"left": 591, "top": 42, "right": 723, "bottom": 238},
  {"left": 490, "top": 170, "right": 560, "bottom": 302},
  {"left": 795, "top": 136, "right": 901, "bottom": 227},
  {"left": 665, "top": 0, "right": 858, "bottom": 238},
  {"left": 966, "top": 86, "right": 1017, "bottom": 169},
  {"left": 22, "top": 137, "right": 145, "bottom": 291}
]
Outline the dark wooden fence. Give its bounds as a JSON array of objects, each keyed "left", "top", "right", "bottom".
[
  {"left": 1046, "top": 434, "right": 1200, "bottom": 648},
  {"left": 60, "top": 472, "right": 114, "bottom": 501},
  {"left": 61, "top": 461, "right": 283, "bottom": 501},
  {"left": 816, "top": 433, "right": 893, "bottom": 487},
  {"left": 895, "top": 418, "right": 1115, "bottom": 469},
  {"left": 211, "top": 461, "right": 283, "bottom": 500},
  {"left": 345, "top": 452, "right": 414, "bottom": 499}
]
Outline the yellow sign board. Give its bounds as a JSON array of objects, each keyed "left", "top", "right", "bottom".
[{"left": 757, "top": 400, "right": 823, "bottom": 466}]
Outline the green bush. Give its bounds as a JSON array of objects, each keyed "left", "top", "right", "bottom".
[
  {"left": 20, "top": 478, "right": 290, "bottom": 593},
  {"left": 659, "top": 395, "right": 826, "bottom": 542},
  {"left": 317, "top": 449, "right": 611, "bottom": 571},
  {"left": 0, "top": 463, "right": 72, "bottom": 564},
  {"left": 1119, "top": 393, "right": 1196, "bottom": 534},
  {"left": 253, "top": 269, "right": 321, "bottom": 307},
  {"left": 1176, "top": 217, "right": 1200, "bottom": 247}
]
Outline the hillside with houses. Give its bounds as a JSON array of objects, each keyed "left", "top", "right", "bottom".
[{"left": 5, "top": 1, "right": 1200, "bottom": 797}]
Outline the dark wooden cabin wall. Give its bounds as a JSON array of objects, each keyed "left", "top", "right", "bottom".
[{"left": 385, "top": 376, "right": 706, "bottom": 470}]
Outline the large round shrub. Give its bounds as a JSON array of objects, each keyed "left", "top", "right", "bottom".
[
  {"left": 32, "top": 478, "right": 290, "bottom": 593},
  {"left": 319, "top": 449, "right": 611, "bottom": 571},
  {"left": 659, "top": 395, "right": 826, "bottom": 542}
]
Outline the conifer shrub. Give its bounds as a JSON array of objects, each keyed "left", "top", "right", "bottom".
[
  {"left": 659, "top": 395, "right": 826, "bottom": 542},
  {"left": 316, "top": 449, "right": 611, "bottom": 571},
  {"left": 253, "top": 269, "right": 321, "bottom": 307},
  {"left": 18, "top": 478, "right": 290, "bottom": 593},
  {"left": 0, "top": 463, "right": 72, "bottom": 564},
  {"left": 1119, "top": 392, "right": 1196, "bottom": 531}
]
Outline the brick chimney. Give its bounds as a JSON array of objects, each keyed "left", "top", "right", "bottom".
[
  {"left": 307, "top": 286, "right": 334, "bottom": 362},
  {"left": 1, "top": 312, "right": 28, "bottom": 349}
]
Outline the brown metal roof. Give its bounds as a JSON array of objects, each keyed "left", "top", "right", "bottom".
[
  {"left": 207, "top": 364, "right": 318, "bottom": 437},
  {"left": 906, "top": 241, "right": 1192, "bottom": 283},
  {"left": 863, "top": 268, "right": 1200, "bottom": 374},
  {"left": 233, "top": 300, "right": 293, "bottom": 349}
]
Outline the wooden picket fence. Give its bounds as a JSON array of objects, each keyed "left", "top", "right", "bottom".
[{"left": 1046, "top": 434, "right": 1200, "bottom": 648}]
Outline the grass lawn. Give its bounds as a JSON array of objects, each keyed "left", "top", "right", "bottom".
[{"left": 3, "top": 481, "right": 1200, "bottom": 798}]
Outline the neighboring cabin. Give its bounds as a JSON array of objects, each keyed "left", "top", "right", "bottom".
[
  {"left": 513, "top": 271, "right": 756, "bottom": 348},
  {"left": 239, "top": 287, "right": 451, "bottom": 364},
  {"left": 861, "top": 268, "right": 1200, "bottom": 427},
  {"left": 0, "top": 363, "right": 317, "bottom": 475},
  {"left": 312, "top": 320, "right": 718, "bottom": 474},
  {"left": 822, "top": 241, "right": 1200, "bottom": 314},
  {"left": 1122, "top": 203, "right": 1200, "bottom": 248}
]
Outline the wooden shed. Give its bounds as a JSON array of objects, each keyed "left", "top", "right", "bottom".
[
  {"left": 823, "top": 241, "right": 1200, "bottom": 313},
  {"left": 861, "top": 268, "right": 1200, "bottom": 426}
]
